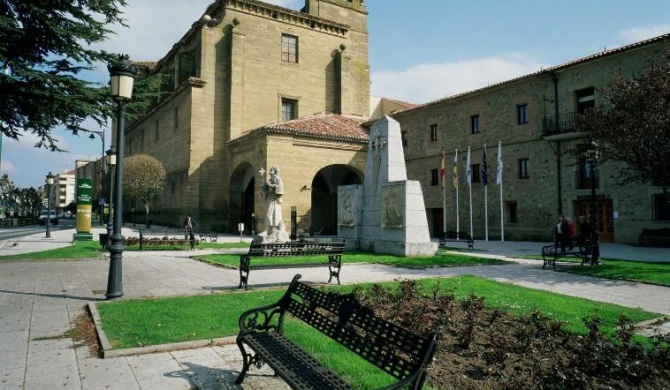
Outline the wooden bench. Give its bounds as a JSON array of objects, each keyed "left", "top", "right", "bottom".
[
  {"left": 235, "top": 274, "right": 441, "bottom": 389},
  {"left": 438, "top": 231, "right": 474, "bottom": 249},
  {"left": 239, "top": 240, "right": 345, "bottom": 290},
  {"left": 541, "top": 237, "right": 599, "bottom": 269},
  {"left": 638, "top": 228, "right": 670, "bottom": 247},
  {"left": 138, "top": 229, "right": 199, "bottom": 251}
]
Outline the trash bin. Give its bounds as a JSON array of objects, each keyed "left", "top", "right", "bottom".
[{"left": 99, "top": 233, "right": 109, "bottom": 248}]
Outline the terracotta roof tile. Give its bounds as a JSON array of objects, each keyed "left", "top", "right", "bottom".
[{"left": 250, "top": 114, "right": 369, "bottom": 141}]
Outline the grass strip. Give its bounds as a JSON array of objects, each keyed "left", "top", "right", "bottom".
[
  {"left": 0, "top": 240, "right": 101, "bottom": 261},
  {"left": 524, "top": 256, "right": 670, "bottom": 286},
  {"left": 558, "top": 259, "right": 670, "bottom": 285},
  {"left": 194, "top": 250, "right": 507, "bottom": 269}
]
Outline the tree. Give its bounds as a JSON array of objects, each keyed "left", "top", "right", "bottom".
[
  {"left": 123, "top": 155, "right": 166, "bottom": 228},
  {"left": 16, "top": 187, "right": 41, "bottom": 217},
  {"left": 575, "top": 57, "right": 670, "bottom": 199},
  {"left": 0, "top": 0, "right": 127, "bottom": 150}
]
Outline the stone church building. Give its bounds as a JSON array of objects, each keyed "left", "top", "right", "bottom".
[{"left": 123, "top": 0, "right": 669, "bottom": 244}]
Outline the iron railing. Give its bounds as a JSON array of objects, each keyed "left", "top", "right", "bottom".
[{"left": 542, "top": 111, "right": 578, "bottom": 136}]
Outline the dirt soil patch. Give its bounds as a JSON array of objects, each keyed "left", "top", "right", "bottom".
[{"left": 353, "top": 280, "right": 670, "bottom": 390}]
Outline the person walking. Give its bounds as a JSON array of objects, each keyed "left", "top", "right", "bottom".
[{"left": 183, "top": 213, "right": 196, "bottom": 249}]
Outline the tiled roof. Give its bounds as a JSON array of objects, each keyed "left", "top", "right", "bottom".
[
  {"left": 395, "top": 33, "right": 670, "bottom": 114},
  {"left": 246, "top": 114, "right": 369, "bottom": 142}
]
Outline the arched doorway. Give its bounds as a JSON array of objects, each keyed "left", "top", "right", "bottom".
[
  {"left": 230, "top": 164, "right": 256, "bottom": 234},
  {"left": 311, "top": 165, "right": 362, "bottom": 235}
]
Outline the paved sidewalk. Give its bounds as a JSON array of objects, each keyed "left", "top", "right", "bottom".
[{"left": 0, "top": 227, "right": 669, "bottom": 389}]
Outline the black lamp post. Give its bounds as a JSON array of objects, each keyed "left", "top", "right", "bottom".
[
  {"left": 585, "top": 140, "right": 600, "bottom": 263},
  {"left": 105, "top": 55, "right": 138, "bottom": 300},
  {"left": 106, "top": 147, "right": 116, "bottom": 250},
  {"left": 45, "top": 172, "right": 54, "bottom": 238}
]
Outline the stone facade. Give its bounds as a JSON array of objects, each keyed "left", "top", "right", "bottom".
[
  {"left": 125, "top": 0, "right": 370, "bottom": 232},
  {"left": 395, "top": 35, "right": 670, "bottom": 244}
]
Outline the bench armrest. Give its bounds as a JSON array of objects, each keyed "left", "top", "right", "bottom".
[{"left": 238, "top": 301, "right": 286, "bottom": 334}]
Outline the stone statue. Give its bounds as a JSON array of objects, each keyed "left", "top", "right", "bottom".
[{"left": 255, "top": 165, "right": 290, "bottom": 243}]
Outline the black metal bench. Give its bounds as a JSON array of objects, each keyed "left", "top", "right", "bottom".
[
  {"left": 198, "top": 229, "right": 218, "bottom": 243},
  {"left": 239, "top": 240, "right": 345, "bottom": 290},
  {"left": 541, "top": 238, "right": 599, "bottom": 269},
  {"left": 235, "top": 274, "right": 441, "bottom": 389},
  {"left": 138, "top": 229, "right": 199, "bottom": 251},
  {"left": 638, "top": 228, "right": 670, "bottom": 247},
  {"left": 438, "top": 231, "right": 474, "bottom": 249}
]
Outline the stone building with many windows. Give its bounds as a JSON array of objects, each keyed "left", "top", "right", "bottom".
[
  {"left": 125, "top": 0, "right": 669, "bottom": 244},
  {"left": 395, "top": 34, "right": 670, "bottom": 244}
]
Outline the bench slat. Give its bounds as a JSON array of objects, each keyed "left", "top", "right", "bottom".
[{"left": 239, "top": 332, "right": 355, "bottom": 390}]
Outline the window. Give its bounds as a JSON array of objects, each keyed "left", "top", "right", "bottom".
[
  {"left": 577, "top": 158, "right": 599, "bottom": 189},
  {"left": 430, "top": 169, "right": 439, "bottom": 186},
  {"left": 401, "top": 131, "right": 408, "bottom": 147},
  {"left": 653, "top": 193, "right": 670, "bottom": 221},
  {"left": 518, "top": 158, "right": 530, "bottom": 179},
  {"left": 281, "top": 34, "right": 298, "bottom": 63},
  {"left": 430, "top": 124, "right": 438, "bottom": 141},
  {"left": 508, "top": 202, "right": 518, "bottom": 223},
  {"left": 517, "top": 104, "right": 528, "bottom": 124},
  {"left": 576, "top": 87, "right": 595, "bottom": 113},
  {"left": 471, "top": 164, "right": 481, "bottom": 183},
  {"left": 471, "top": 115, "right": 480, "bottom": 134},
  {"left": 281, "top": 98, "right": 298, "bottom": 121}
]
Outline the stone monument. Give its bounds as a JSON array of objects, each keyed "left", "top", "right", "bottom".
[
  {"left": 338, "top": 116, "right": 437, "bottom": 256},
  {"left": 254, "top": 165, "right": 290, "bottom": 243}
]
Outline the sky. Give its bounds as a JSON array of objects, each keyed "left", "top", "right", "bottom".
[{"left": 3, "top": 0, "right": 670, "bottom": 189}]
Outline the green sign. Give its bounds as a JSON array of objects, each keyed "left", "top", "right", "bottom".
[{"left": 76, "top": 179, "right": 93, "bottom": 205}]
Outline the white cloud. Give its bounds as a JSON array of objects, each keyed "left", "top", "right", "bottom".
[
  {"left": 617, "top": 24, "right": 670, "bottom": 44},
  {"left": 371, "top": 54, "right": 548, "bottom": 104}
]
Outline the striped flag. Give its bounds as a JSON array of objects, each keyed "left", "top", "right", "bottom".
[
  {"left": 440, "top": 150, "right": 446, "bottom": 188},
  {"left": 466, "top": 147, "right": 471, "bottom": 187},
  {"left": 452, "top": 149, "right": 458, "bottom": 189},
  {"left": 496, "top": 140, "right": 503, "bottom": 185},
  {"left": 482, "top": 147, "right": 488, "bottom": 186}
]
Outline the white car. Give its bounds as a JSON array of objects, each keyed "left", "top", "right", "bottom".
[{"left": 38, "top": 210, "right": 59, "bottom": 225}]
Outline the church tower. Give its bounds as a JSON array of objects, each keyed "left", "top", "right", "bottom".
[{"left": 304, "top": 0, "right": 369, "bottom": 117}]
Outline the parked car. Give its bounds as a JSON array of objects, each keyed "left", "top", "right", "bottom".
[{"left": 38, "top": 210, "right": 59, "bottom": 225}]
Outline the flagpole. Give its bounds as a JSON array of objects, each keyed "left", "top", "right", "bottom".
[
  {"left": 498, "top": 140, "right": 504, "bottom": 242},
  {"left": 467, "top": 146, "right": 473, "bottom": 238},
  {"left": 483, "top": 144, "right": 489, "bottom": 242},
  {"left": 441, "top": 150, "right": 446, "bottom": 240},
  {"left": 454, "top": 149, "right": 459, "bottom": 239}
]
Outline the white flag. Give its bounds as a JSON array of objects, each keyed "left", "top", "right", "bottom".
[
  {"left": 496, "top": 140, "right": 503, "bottom": 185},
  {"left": 465, "top": 146, "right": 471, "bottom": 187}
]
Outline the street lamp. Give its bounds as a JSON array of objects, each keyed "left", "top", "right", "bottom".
[
  {"left": 584, "top": 140, "right": 600, "bottom": 264},
  {"left": 106, "top": 147, "right": 116, "bottom": 250},
  {"left": 105, "top": 54, "right": 138, "bottom": 300},
  {"left": 46, "top": 172, "right": 54, "bottom": 238}
]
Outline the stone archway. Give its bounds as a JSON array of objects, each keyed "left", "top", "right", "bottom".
[
  {"left": 230, "top": 163, "right": 256, "bottom": 234},
  {"left": 310, "top": 165, "right": 362, "bottom": 235}
]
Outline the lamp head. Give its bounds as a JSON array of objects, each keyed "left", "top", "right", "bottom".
[
  {"left": 108, "top": 54, "right": 139, "bottom": 102},
  {"left": 46, "top": 172, "right": 54, "bottom": 186},
  {"left": 106, "top": 148, "right": 117, "bottom": 166}
]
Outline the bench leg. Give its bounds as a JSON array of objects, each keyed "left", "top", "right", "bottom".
[{"left": 235, "top": 337, "right": 251, "bottom": 385}]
